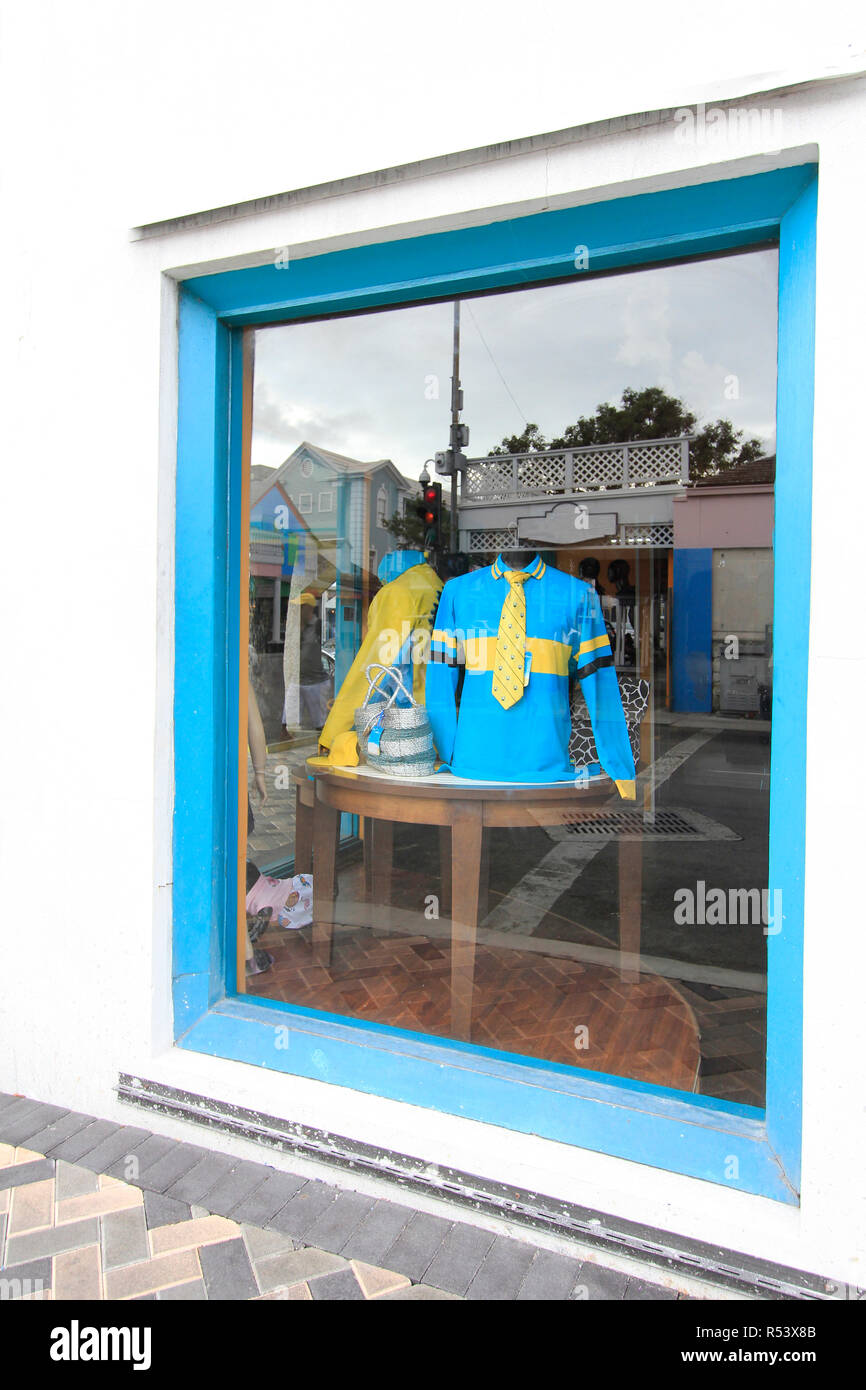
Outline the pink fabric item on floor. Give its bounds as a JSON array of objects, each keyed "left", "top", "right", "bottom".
[{"left": 245, "top": 874, "right": 300, "bottom": 921}]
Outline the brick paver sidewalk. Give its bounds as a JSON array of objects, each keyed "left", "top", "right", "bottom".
[{"left": 0, "top": 1094, "right": 689, "bottom": 1301}]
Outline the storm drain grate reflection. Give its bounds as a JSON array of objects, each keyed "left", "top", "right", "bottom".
[{"left": 560, "top": 808, "right": 728, "bottom": 839}]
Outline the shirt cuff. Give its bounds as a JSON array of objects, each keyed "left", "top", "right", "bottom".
[{"left": 614, "top": 779, "right": 636, "bottom": 800}]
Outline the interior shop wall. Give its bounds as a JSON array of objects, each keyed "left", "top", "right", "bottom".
[{"left": 1, "top": 11, "right": 865, "bottom": 1288}]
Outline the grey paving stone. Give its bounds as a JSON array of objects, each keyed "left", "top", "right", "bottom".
[
  {"left": 131, "top": 1292, "right": 158, "bottom": 1301},
  {"left": 625, "top": 1276, "right": 678, "bottom": 1300},
  {"left": 516, "top": 1249, "right": 583, "bottom": 1301},
  {"left": 100, "top": 1134, "right": 173, "bottom": 1182},
  {"left": 0, "top": 1097, "right": 51, "bottom": 1132},
  {"left": 242, "top": 1224, "right": 297, "bottom": 1264},
  {"left": 101, "top": 1206, "right": 150, "bottom": 1271},
  {"left": 232, "top": 1171, "right": 307, "bottom": 1227},
  {"left": 0, "top": 1159, "right": 55, "bottom": 1191},
  {"left": 255, "top": 1247, "right": 346, "bottom": 1292},
  {"left": 381, "top": 1211, "right": 453, "bottom": 1283},
  {"left": 308, "top": 1267, "right": 365, "bottom": 1300},
  {"left": 0, "top": 1093, "right": 22, "bottom": 1112},
  {"left": 265, "top": 1180, "right": 337, "bottom": 1240},
  {"left": 143, "top": 1191, "right": 192, "bottom": 1229},
  {"left": 338, "top": 1198, "right": 414, "bottom": 1266},
  {"left": 55, "top": 1160, "right": 100, "bottom": 1202},
  {"left": 73, "top": 1126, "right": 153, "bottom": 1176},
  {"left": 575, "top": 1262, "right": 629, "bottom": 1300},
  {"left": 162, "top": 1152, "right": 236, "bottom": 1204},
  {"left": 302, "top": 1189, "right": 375, "bottom": 1254},
  {"left": 50, "top": 1120, "right": 122, "bottom": 1165},
  {"left": 158, "top": 1278, "right": 207, "bottom": 1301},
  {"left": 26, "top": 1111, "right": 97, "bottom": 1157},
  {"left": 196, "top": 1160, "right": 269, "bottom": 1218},
  {"left": 379, "top": 1283, "right": 462, "bottom": 1300},
  {"left": 0, "top": 1256, "right": 53, "bottom": 1295},
  {"left": 0, "top": 1103, "right": 70, "bottom": 1147},
  {"left": 465, "top": 1235, "right": 537, "bottom": 1301},
  {"left": 198, "top": 1237, "right": 259, "bottom": 1301},
  {"left": 5, "top": 1217, "right": 99, "bottom": 1267},
  {"left": 422, "top": 1221, "right": 497, "bottom": 1296},
  {"left": 126, "top": 1143, "right": 211, "bottom": 1193}
]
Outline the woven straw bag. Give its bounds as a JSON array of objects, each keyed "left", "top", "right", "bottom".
[{"left": 354, "top": 662, "right": 436, "bottom": 778}]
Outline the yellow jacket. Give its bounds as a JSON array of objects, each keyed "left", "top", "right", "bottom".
[{"left": 319, "top": 561, "right": 443, "bottom": 750}]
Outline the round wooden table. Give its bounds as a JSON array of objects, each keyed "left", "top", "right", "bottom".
[{"left": 301, "top": 762, "right": 644, "bottom": 1042}]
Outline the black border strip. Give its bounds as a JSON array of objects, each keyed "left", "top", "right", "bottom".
[{"left": 577, "top": 652, "right": 615, "bottom": 680}]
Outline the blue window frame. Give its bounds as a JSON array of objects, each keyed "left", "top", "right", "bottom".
[{"left": 173, "top": 163, "right": 816, "bottom": 1203}]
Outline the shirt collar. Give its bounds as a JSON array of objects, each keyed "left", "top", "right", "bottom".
[{"left": 492, "top": 553, "right": 546, "bottom": 580}]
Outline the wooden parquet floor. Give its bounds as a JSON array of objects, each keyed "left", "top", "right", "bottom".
[{"left": 248, "top": 923, "right": 701, "bottom": 1092}]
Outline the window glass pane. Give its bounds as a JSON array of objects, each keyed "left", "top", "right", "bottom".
[{"left": 239, "top": 248, "right": 777, "bottom": 1112}]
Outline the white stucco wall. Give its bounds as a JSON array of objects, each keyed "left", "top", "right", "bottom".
[{"left": 1, "top": 4, "right": 865, "bottom": 1288}]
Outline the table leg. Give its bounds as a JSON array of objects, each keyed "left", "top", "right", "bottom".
[
  {"left": 362, "top": 818, "right": 373, "bottom": 900},
  {"left": 450, "top": 803, "right": 484, "bottom": 1041},
  {"left": 478, "top": 829, "right": 490, "bottom": 924},
  {"left": 294, "top": 783, "right": 313, "bottom": 874},
  {"left": 443, "top": 827, "right": 486, "bottom": 923},
  {"left": 438, "top": 826, "right": 451, "bottom": 918},
  {"left": 369, "top": 819, "right": 394, "bottom": 930},
  {"left": 617, "top": 834, "right": 642, "bottom": 983},
  {"left": 312, "top": 795, "right": 340, "bottom": 968}
]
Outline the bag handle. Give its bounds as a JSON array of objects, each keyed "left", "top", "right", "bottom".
[{"left": 360, "top": 662, "right": 415, "bottom": 734}]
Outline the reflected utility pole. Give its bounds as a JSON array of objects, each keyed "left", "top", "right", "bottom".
[
  {"left": 436, "top": 299, "right": 469, "bottom": 553},
  {"left": 450, "top": 302, "right": 460, "bottom": 552}
]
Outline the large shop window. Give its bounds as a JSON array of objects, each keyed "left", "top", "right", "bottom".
[
  {"left": 173, "top": 167, "right": 815, "bottom": 1200},
  {"left": 240, "top": 254, "right": 777, "bottom": 1111}
]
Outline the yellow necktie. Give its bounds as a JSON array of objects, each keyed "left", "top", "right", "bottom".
[{"left": 492, "top": 570, "right": 531, "bottom": 709}]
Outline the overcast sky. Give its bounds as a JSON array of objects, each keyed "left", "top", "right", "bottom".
[{"left": 251, "top": 247, "right": 778, "bottom": 479}]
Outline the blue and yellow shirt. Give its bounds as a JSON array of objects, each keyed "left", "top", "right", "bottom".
[{"left": 426, "top": 555, "right": 636, "bottom": 797}]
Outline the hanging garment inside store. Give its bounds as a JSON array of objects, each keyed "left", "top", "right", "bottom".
[
  {"left": 283, "top": 593, "right": 330, "bottom": 729},
  {"left": 426, "top": 553, "right": 636, "bottom": 796},
  {"left": 282, "top": 537, "right": 322, "bottom": 728},
  {"left": 318, "top": 549, "right": 443, "bottom": 758}
]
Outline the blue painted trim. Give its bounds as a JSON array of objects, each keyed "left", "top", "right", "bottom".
[
  {"left": 174, "top": 288, "right": 231, "bottom": 1022},
  {"left": 208, "top": 982, "right": 764, "bottom": 1117},
  {"left": 185, "top": 167, "right": 812, "bottom": 328},
  {"left": 178, "top": 997, "right": 785, "bottom": 1198},
  {"left": 763, "top": 176, "right": 817, "bottom": 1193},
  {"left": 173, "top": 163, "right": 817, "bottom": 1202}
]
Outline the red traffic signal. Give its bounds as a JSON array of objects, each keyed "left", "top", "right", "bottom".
[{"left": 415, "top": 480, "right": 442, "bottom": 547}]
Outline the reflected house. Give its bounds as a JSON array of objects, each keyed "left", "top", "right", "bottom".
[
  {"left": 457, "top": 440, "right": 774, "bottom": 715},
  {"left": 458, "top": 436, "right": 690, "bottom": 555},
  {"left": 457, "top": 436, "right": 689, "bottom": 708},
  {"left": 673, "top": 455, "right": 775, "bottom": 714},
  {"left": 249, "top": 442, "right": 414, "bottom": 737}
]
